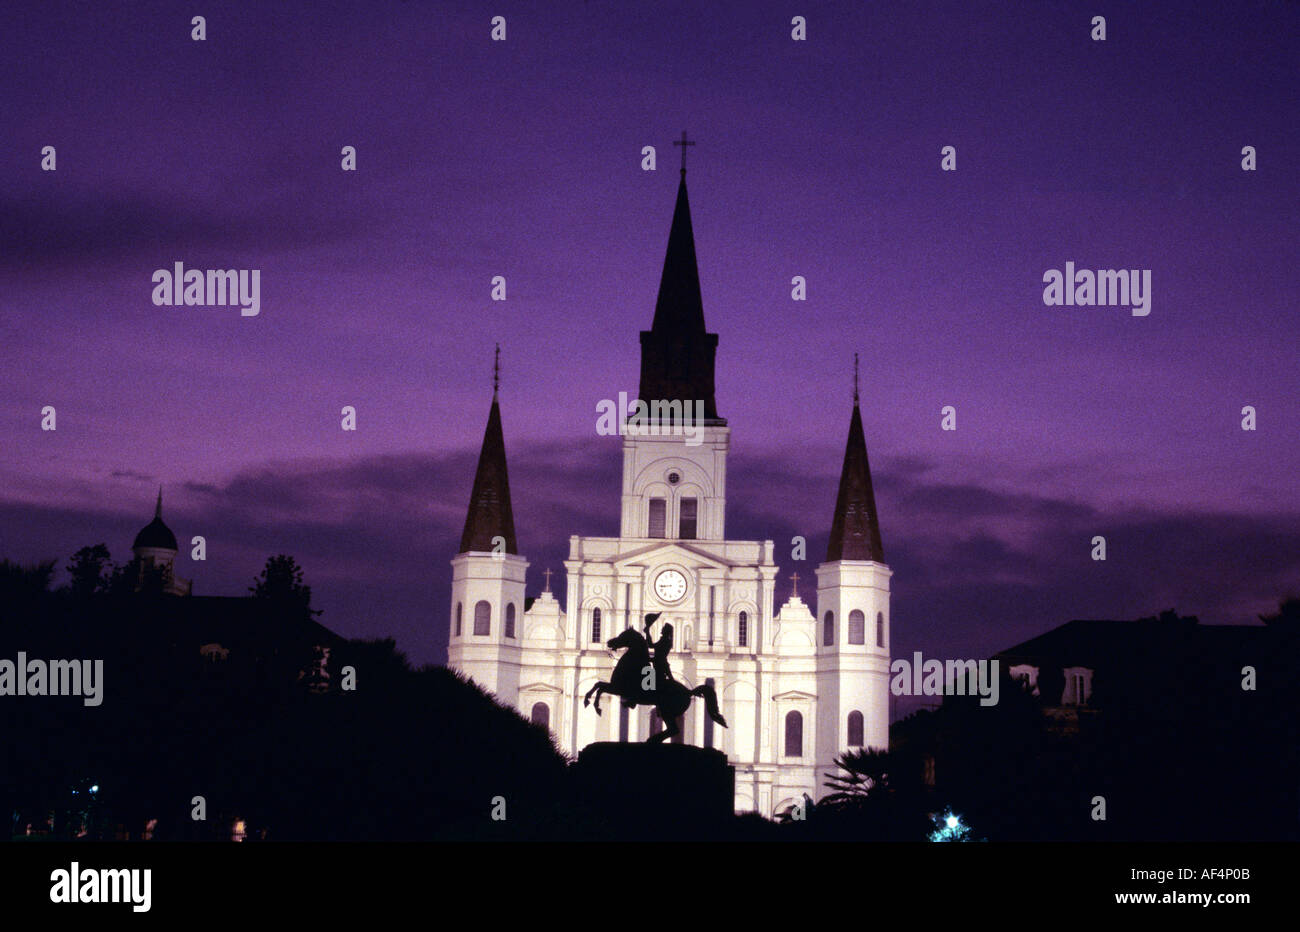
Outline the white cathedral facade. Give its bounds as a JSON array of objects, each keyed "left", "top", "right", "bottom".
[{"left": 447, "top": 168, "right": 892, "bottom": 818}]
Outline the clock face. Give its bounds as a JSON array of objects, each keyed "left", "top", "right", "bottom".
[{"left": 654, "top": 569, "right": 688, "bottom": 603}]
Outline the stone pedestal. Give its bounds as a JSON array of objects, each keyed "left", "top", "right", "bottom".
[{"left": 569, "top": 742, "right": 735, "bottom": 839}]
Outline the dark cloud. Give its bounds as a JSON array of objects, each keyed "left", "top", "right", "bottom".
[
  {"left": 2, "top": 447, "right": 1296, "bottom": 685},
  {"left": 109, "top": 469, "right": 154, "bottom": 482},
  {"left": 0, "top": 187, "right": 373, "bottom": 272}
]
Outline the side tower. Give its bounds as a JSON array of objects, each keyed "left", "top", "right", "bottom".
[
  {"left": 448, "top": 349, "right": 528, "bottom": 700},
  {"left": 814, "top": 361, "right": 891, "bottom": 787}
]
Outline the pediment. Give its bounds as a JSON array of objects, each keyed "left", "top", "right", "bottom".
[
  {"left": 519, "top": 682, "right": 563, "bottom": 695},
  {"left": 772, "top": 689, "right": 817, "bottom": 702},
  {"left": 611, "top": 541, "right": 732, "bottom": 570}
]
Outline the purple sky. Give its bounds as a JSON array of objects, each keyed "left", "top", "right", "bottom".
[{"left": 3, "top": 1, "right": 1298, "bottom": 674}]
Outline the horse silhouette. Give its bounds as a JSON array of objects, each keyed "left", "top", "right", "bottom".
[{"left": 583, "top": 625, "right": 727, "bottom": 743}]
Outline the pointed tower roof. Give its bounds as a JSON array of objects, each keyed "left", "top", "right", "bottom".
[
  {"left": 827, "top": 362, "right": 884, "bottom": 562},
  {"left": 638, "top": 169, "right": 722, "bottom": 423},
  {"left": 133, "top": 486, "right": 178, "bottom": 551},
  {"left": 651, "top": 174, "right": 707, "bottom": 334},
  {"left": 459, "top": 350, "right": 518, "bottom": 554}
]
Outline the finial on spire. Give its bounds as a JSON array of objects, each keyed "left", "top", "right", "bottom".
[
  {"left": 155, "top": 485, "right": 163, "bottom": 519},
  {"left": 790, "top": 571, "right": 800, "bottom": 597},
  {"left": 543, "top": 567, "right": 553, "bottom": 592},
  {"left": 673, "top": 130, "right": 696, "bottom": 176},
  {"left": 853, "top": 352, "right": 859, "bottom": 405},
  {"left": 493, "top": 343, "right": 500, "bottom": 399}
]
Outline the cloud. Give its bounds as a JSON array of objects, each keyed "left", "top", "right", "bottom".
[
  {"left": 1, "top": 446, "right": 1296, "bottom": 679},
  {"left": 0, "top": 188, "right": 371, "bottom": 272}
]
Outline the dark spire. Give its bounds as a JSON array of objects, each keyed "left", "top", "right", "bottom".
[
  {"left": 133, "top": 486, "right": 178, "bottom": 551},
  {"left": 459, "top": 356, "right": 518, "bottom": 555},
  {"left": 826, "top": 386, "right": 884, "bottom": 563},
  {"left": 638, "top": 172, "right": 722, "bottom": 423}
]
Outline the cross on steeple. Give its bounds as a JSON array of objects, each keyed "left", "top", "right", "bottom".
[
  {"left": 543, "top": 568, "right": 552, "bottom": 592},
  {"left": 853, "top": 352, "right": 859, "bottom": 405},
  {"left": 493, "top": 343, "right": 500, "bottom": 398},
  {"left": 672, "top": 131, "right": 695, "bottom": 175},
  {"left": 790, "top": 572, "right": 800, "bottom": 597}
]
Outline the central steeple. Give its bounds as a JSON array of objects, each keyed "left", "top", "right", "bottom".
[{"left": 638, "top": 169, "right": 722, "bottom": 423}]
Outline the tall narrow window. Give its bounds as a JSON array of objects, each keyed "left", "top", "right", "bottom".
[
  {"left": 738, "top": 611, "right": 749, "bottom": 647},
  {"left": 876, "top": 612, "right": 885, "bottom": 647},
  {"left": 679, "top": 497, "right": 698, "bottom": 539},
  {"left": 847, "top": 711, "right": 864, "bottom": 747},
  {"left": 648, "top": 498, "right": 666, "bottom": 538},
  {"left": 784, "top": 711, "right": 803, "bottom": 757},
  {"left": 530, "top": 702, "right": 550, "bottom": 728},
  {"left": 849, "top": 610, "right": 865, "bottom": 644},
  {"left": 505, "top": 603, "right": 516, "bottom": 639},
  {"left": 591, "top": 607, "right": 602, "bottom": 643},
  {"left": 473, "top": 600, "right": 491, "bottom": 636},
  {"left": 455, "top": 602, "right": 462, "bottom": 636},
  {"left": 823, "top": 611, "right": 835, "bottom": 646}
]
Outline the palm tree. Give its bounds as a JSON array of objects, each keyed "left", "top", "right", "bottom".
[{"left": 821, "top": 747, "right": 894, "bottom": 808}]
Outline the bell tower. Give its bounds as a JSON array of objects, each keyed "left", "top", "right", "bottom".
[
  {"left": 815, "top": 357, "right": 891, "bottom": 785},
  {"left": 621, "top": 155, "right": 730, "bottom": 543},
  {"left": 448, "top": 347, "right": 528, "bottom": 700}
]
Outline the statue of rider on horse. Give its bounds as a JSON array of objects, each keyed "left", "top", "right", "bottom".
[{"left": 583, "top": 613, "right": 727, "bottom": 743}]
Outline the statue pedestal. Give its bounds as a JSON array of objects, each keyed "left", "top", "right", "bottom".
[{"left": 569, "top": 742, "right": 735, "bottom": 839}]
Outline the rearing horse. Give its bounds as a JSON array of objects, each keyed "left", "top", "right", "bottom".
[{"left": 583, "top": 627, "right": 727, "bottom": 743}]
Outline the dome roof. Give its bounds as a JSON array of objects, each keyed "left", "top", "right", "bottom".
[
  {"left": 133, "top": 516, "right": 178, "bottom": 551},
  {"left": 133, "top": 487, "right": 178, "bottom": 551}
]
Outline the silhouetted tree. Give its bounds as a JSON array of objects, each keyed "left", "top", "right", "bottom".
[
  {"left": 249, "top": 554, "right": 321, "bottom": 618},
  {"left": 0, "top": 557, "right": 56, "bottom": 607},
  {"left": 66, "top": 544, "right": 112, "bottom": 598},
  {"left": 1260, "top": 597, "right": 1300, "bottom": 629}
]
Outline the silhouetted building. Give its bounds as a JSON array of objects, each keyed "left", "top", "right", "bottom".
[{"left": 132, "top": 488, "right": 191, "bottom": 596}]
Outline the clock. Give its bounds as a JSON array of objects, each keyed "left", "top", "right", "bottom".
[{"left": 653, "top": 569, "right": 688, "bottom": 603}]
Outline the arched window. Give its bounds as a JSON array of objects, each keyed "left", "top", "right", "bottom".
[
  {"left": 530, "top": 702, "right": 550, "bottom": 728},
  {"left": 648, "top": 498, "right": 666, "bottom": 538},
  {"left": 679, "top": 497, "right": 698, "bottom": 539},
  {"left": 591, "top": 607, "right": 602, "bottom": 643},
  {"left": 738, "top": 611, "right": 749, "bottom": 647},
  {"left": 784, "top": 711, "right": 803, "bottom": 757},
  {"left": 847, "top": 711, "right": 864, "bottom": 747},
  {"left": 876, "top": 611, "right": 885, "bottom": 647},
  {"left": 505, "top": 603, "right": 516, "bottom": 639},
  {"left": 473, "top": 600, "right": 491, "bottom": 636},
  {"left": 849, "top": 609, "right": 865, "bottom": 644},
  {"left": 823, "top": 611, "right": 835, "bottom": 646},
  {"left": 455, "top": 602, "right": 462, "bottom": 636}
]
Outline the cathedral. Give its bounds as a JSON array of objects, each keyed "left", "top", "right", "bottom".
[{"left": 446, "top": 166, "right": 892, "bottom": 817}]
